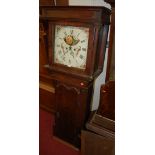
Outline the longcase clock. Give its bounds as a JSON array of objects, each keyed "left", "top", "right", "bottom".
[{"left": 40, "top": 6, "right": 111, "bottom": 147}]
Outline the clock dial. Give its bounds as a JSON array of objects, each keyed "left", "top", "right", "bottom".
[{"left": 54, "top": 25, "right": 89, "bottom": 69}]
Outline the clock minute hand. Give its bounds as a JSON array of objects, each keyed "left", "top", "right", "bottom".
[
  {"left": 70, "top": 47, "right": 74, "bottom": 58},
  {"left": 61, "top": 43, "right": 66, "bottom": 55},
  {"left": 76, "top": 46, "right": 81, "bottom": 56},
  {"left": 61, "top": 43, "right": 69, "bottom": 55}
]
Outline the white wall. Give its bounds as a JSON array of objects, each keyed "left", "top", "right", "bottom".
[
  {"left": 91, "top": 48, "right": 108, "bottom": 110},
  {"left": 69, "top": 0, "right": 111, "bottom": 9},
  {"left": 69, "top": 0, "right": 111, "bottom": 110}
]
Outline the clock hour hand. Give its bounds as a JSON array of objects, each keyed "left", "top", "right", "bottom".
[
  {"left": 76, "top": 46, "right": 81, "bottom": 56},
  {"left": 61, "top": 43, "right": 68, "bottom": 55}
]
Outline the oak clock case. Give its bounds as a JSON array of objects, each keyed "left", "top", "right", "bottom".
[
  {"left": 40, "top": 6, "right": 110, "bottom": 147},
  {"left": 41, "top": 6, "right": 111, "bottom": 81}
]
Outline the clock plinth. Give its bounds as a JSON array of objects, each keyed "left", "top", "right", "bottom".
[{"left": 40, "top": 6, "right": 110, "bottom": 147}]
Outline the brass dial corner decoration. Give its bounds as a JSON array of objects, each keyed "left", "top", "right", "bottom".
[{"left": 54, "top": 25, "right": 89, "bottom": 69}]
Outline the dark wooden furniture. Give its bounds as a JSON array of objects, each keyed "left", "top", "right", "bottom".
[
  {"left": 40, "top": 6, "right": 110, "bottom": 81},
  {"left": 97, "top": 80, "right": 115, "bottom": 120},
  {"left": 39, "top": 0, "right": 68, "bottom": 6},
  {"left": 54, "top": 82, "right": 93, "bottom": 146},
  {"left": 81, "top": 66, "right": 115, "bottom": 154},
  {"left": 39, "top": 0, "right": 54, "bottom": 6},
  {"left": 95, "top": 0, "right": 115, "bottom": 131},
  {"left": 39, "top": 1, "right": 69, "bottom": 113},
  {"left": 81, "top": 130, "right": 114, "bottom": 155},
  {"left": 40, "top": 6, "right": 110, "bottom": 147},
  {"left": 81, "top": 0, "right": 115, "bottom": 153},
  {"left": 81, "top": 81, "right": 115, "bottom": 155},
  {"left": 39, "top": 21, "right": 56, "bottom": 113},
  {"left": 56, "top": 0, "right": 69, "bottom": 6},
  {"left": 81, "top": 112, "right": 115, "bottom": 155},
  {"left": 39, "top": 81, "right": 55, "bottom": 113}
]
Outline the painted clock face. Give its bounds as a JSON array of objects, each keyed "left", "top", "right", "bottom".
[{"left": 54, "top": 25, "right": 89, "bottom": 69}]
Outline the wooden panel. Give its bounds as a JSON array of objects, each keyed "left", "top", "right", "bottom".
[
  {"left": 81, "top": 130, "right": 114, "bottom": 155},
  {"left": 39, "top": 0, "right": 55, "bottom": 6},
  {"left": 53, "top": 82, "right": 93, "bottom": 147},
  {"left": 56, "top": 0, "right": 69, "bottom": 6},
  {"left": 81, "top": 111, "right": 115, "bottom": 155},
  {"left": 39, "top": 82, "right": 55, "bottom": 113},
  {"left": 39, "top": 0, "right": 69, "bottom": 6},
  {"left": 40, "top": 81, "right": 55, "bottom": 92},
  {"left": 97, "top": 81, "right": 115, "bottom": 120},
  {"left": 54, "top": 83, "right": 81, "bottom": 146},
  {"left": 40, "top": 6, "right": 110, "bottom": 24},
  {"left": 88, "top": 112, "right": 115, "bottom": 132},
  {"left": 39, "top": 22, "right": 49, "bottom": 75},
  {"left": 41, "top": 9, "right": 102, "bottom": 22}
]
